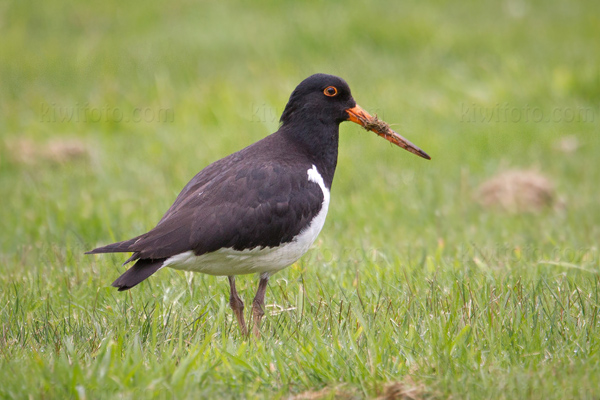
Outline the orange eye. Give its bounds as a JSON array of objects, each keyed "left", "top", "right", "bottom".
[{"left": 324, "top": 86, "right": 338, "bottom": 97}]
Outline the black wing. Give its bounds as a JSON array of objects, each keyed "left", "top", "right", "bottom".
[{"left": 128, "top": 159, "right": 324, "bottom": 259}]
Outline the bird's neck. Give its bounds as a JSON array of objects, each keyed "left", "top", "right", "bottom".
[{"left": 281, "top": 120, "right": 339, "bottom": 188}]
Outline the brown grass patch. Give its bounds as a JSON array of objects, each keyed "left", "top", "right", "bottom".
[
  {"left": 476, "top": 169, "right": 556, "bottom": 213},
  {"left": 378, "top": 377, "right": 428, "bottom": 400},
  {"left": 4, "top": 138, "right": 89, "bottom": 165},
  {"left": 287, "top": 379, "right": 428, "bottom": 400}
]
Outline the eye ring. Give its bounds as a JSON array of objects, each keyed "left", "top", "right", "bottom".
[{"left": 323, "top": 86, "right": 338, "bottom": 97}]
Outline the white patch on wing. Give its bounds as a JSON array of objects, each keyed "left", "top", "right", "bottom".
[{"left": 163, "top": 164, "right": 330, "bottom": 276}]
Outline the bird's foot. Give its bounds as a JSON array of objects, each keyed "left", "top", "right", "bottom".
[{"left": 251, "top": 302, "right": 265, "bottom": 338}]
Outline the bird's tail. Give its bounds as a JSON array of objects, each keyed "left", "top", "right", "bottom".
[
  {"left": 87, "top": 236, "right": 165, "bottom": 290},
  {"left": 85, "top": 237, "right": 140, "bottom": 255},
  {"left": 111, "top": 258, "right": 166, "bottom": 291}
]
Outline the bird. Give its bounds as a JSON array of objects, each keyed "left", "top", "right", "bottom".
[{"left": 86, "top": 73, "right": 430, "bottom": 337}]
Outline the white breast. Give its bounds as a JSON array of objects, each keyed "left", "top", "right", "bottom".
[{"left": 163, "top": 164, "right": 330, "bottom": 276}]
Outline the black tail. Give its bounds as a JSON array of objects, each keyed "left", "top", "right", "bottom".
[
  {"left": 85, "top": 237, "right": 141, "bottom": 255},
  {"left": 111, "top": 258, "right": 167, "bottom": 291}
]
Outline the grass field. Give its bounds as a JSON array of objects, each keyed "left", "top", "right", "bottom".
[{"left": 1, "top": 0, "right": 599, "bottom": 398}]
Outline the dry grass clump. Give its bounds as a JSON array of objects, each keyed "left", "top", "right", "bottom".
[
  {"left": 476, "top": 169, "right": 556, "bottom": 213},
  {"left": 4, "top": 137, "right": 89, "bottom": 165},
  {"left": 287, "top": 388, "right": 331, "bottom": 400},
  {"left": 287, "top": 379, "right": 427, "bottom": 400},
  {"left": 378, "top": 377, "right": 427, "bottom": 400}
]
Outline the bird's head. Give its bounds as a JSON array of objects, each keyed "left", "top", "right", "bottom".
[{"left": 280, "top": 73, "right": 430, "bottom": 160}]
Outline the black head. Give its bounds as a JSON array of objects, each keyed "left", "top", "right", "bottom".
[
  {"left": 279, "top": 73, "right": 431, "bottom": 160},
  {"left": 280, "top": 74, "right": 356, "bottom": 126}
]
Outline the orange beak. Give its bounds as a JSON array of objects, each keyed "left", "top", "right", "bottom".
[{"left": 346, "top": 105, "right": 431, "bottom": 160}]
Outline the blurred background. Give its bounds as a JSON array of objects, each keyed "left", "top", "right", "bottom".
[
  {"left": 1, "top": 0, "right": 600, "bottom": 397},
  {"left": 1, "top": 0, "right": 598, "bottom": 264}
]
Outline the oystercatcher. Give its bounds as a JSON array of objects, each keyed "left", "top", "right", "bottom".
[{"left": 87, "top": 74, "right": 430, "bottom": 336}]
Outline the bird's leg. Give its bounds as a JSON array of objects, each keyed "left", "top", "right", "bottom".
[
  {"left": 251, "top": 273, "right": 270, "bottom": 338},
  {"left": 228, "top": 276, "right": 247, "bottom": 335}
]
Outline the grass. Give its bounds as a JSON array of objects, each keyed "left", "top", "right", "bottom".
[{"left": 1, "top": 0, "right": 599, "bottom": 398}]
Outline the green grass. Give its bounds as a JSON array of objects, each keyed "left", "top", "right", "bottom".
[{"left": 1, "top": 0, "right": 600, "bottom": 398}]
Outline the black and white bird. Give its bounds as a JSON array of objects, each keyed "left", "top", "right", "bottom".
[{"left": 86, "top": 74, "right": 430, "bottom": 336}]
